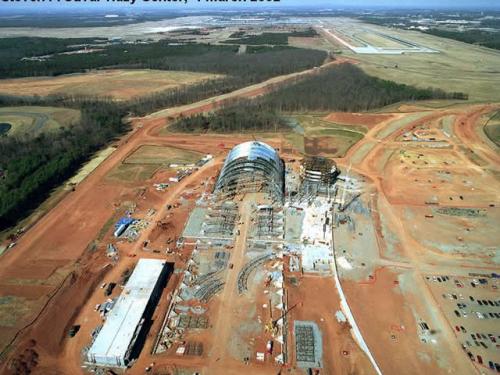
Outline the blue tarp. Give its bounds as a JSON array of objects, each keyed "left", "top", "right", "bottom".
[{"left": 115, "top": 217, "right": 134, "bottom": 229}]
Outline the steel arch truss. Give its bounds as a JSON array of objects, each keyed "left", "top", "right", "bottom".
[{"left": 215, "top": 141, "right": 284, "bottom": 201}]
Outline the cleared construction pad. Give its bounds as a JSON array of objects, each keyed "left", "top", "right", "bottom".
[{"left": 294, "top": 320, "right": 323, "bottom": 368}]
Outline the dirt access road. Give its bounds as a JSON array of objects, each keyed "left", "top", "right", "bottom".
[
  {"left": 201, "top": 198, "right": 263, "bottom": 375},
  {"left": 0, "top": 58, "right": 346, "bottom": 371},
  {"left": 333, "top": 103, "right": 499, "bottom": 375}
]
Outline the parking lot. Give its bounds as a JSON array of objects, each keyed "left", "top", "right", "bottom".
[{"left": 425, "top": 274, "right": 500, "bottom": 373}]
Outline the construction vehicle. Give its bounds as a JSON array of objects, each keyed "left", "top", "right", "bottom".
[
  {"left": 339, "top": 192, "right": 361, "bottom": 212},
  {"left": 265, "top": 302, "right": 299, "bottom": 335},
  {"left": 265, "top": 274, "right": 273, "bottom": 287}
]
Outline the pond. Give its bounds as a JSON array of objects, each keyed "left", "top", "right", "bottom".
[{"left": 0, "top": 123, "right": 12, "bottom": 135}]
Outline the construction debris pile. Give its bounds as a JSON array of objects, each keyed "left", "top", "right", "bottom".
[
  {"left": 122, "top": 219, "right": 149, "bottom": 242},
  {"left": 153, "top": 183, "right": 169, "bottom": 192},
  {"left": 154, "top": 245, "right": 229, "bottom": 354}
]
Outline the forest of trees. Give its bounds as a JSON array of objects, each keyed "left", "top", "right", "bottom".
[
  {"left": 424, "top": 29, "right": 500, "bottom": 50},
  {"left": 171, "top": 63, "right": 467, "bottom": 133},
  {"left": 0, "top": 40, "right": 327, "bottom": 228},
  {"left": 0, "top": 97, "right": 127, "bottom": 229},
  {"left": 223, "top": 28, "right": 319, "bottom": 45},
  {"left": 0, "top": 95, "right": 128, "bottom": 228},
  {"left": 0, "top": 37, "right": 327, "bottom": 117},
  {"left": 0, "top": 39, "right": 234, "bottom": 78},
  {"left": 171, "top": 101, "right": 288, "bottom": 133},
  {"left": 128, "top": 47, "right": 327, "bottom": 116},
  {"left": 0, "top": 37, "right": 326, "bottom": 79},
  {"left": 262, "top": 63, "right": 467, "bottom": 111},
  {"left": 0, "top": 37, "right": 105, "bottom": 63}
]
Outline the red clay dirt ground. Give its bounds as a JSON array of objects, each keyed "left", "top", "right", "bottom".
[
  {"left": 0, "top": 56, "right": 498, "bottom": 375},
  {"left": 0, "top": 60, "right": 347, "bottom": 374}
]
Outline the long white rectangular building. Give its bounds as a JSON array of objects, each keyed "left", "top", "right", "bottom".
[{"left": 87, "top": 258, "right": 168, "bottom": 367}]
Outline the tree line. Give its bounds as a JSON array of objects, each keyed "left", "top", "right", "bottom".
[
  {"left": 170, "top": 63, "right": 467, "bottom": 133},
  {"left": 222, "top": 28, "right": 319, "bottom": 45},
  {"left": 128, "top": 48, "right": 327, "bottom": 116},
  {"left": 0, "top": 96, "right": 128, "bottom": 229},
  {"left": 171, "top": 101, "right": 288, "bottom": 133},
  {"left": 424, "top": 29, "right": 500, "bottom": 50},
  {"left": 262, "top": 63, "right": 467, "bottom": 112},
  {"left": 0, "top": 37, "right": 326, "bottom": 79},
  {"left": 0, "top": 41, "right": 327, "bottom": 228}
]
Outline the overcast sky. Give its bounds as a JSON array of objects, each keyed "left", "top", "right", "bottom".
[
  {"left": 185, "top": 0, "right": 499, "bottom": 8},
  {"left": 1, "top": 0, "right": 498, "bottom": 12}
]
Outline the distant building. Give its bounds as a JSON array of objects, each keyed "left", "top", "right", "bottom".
[{"left": 86, "top": 259, "right": 171, "bottom": 367}]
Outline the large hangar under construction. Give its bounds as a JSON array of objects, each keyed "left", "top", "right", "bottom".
[
  {"left": 214, "top": 141, "right": 284, "bottom": 201},
  {"left": 83, "top": 140, "right": 349, "bottom": 373}
]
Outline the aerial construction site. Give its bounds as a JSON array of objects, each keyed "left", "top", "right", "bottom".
[{"left": 0, "top": 6, "right": 499, "bottom": 375}]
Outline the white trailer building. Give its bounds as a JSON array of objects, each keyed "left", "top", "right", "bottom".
[{"left": 86, "top": 259, "right": 169, "bottom": 367}]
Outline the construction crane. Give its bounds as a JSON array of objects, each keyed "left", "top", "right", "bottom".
[
  {"left": 339, "top": 162, "right": 351, "bottom": 210},
  {"left": 339, "top": 192, "right": 361, "bottom": 212},
  {"left": 265, "top": 302, "right": 299, "bottom": 335}
]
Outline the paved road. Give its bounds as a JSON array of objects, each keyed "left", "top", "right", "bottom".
[{"left": 0, "top": 111, "right": 49, "bottom": 133}]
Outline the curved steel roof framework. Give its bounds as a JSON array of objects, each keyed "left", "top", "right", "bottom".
[{"left": 215, "top": 141, "right": 284, "bottom": 201}]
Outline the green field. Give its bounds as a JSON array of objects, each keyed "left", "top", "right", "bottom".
[
  {"left": 124, "top": 145, "right": 202, "bottom": 165},
  {"left": 293, "top": 114, "right": 368, "bottom": 135},
  {"left": 0, "top": 296, "right": 38, "bottom": 327},
  {"left": 107, "top": 164, "right": 161, "bottom": 183},
  {"left": 0, "top": 106, "right": 80, "bottom": 137},
  {"left": 286, "top": 114, "right": 366, "bottom": 157},
  {"left": 107, "top": 145, "right": 203, "bottom": 182},
  {"left": 324, "top": 20, "right": 500, "bottom": 102},
  {"left": 0, "top": 70, "right": 221, "bottom": 101}
]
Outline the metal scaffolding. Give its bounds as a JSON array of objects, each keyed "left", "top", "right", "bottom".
[{"left": 214, "top": 141, "right": 284, "bottom": 202}]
